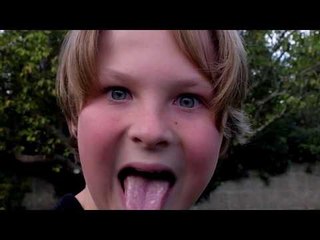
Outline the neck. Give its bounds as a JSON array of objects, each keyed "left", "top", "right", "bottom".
[{"left": 75, "top": 187, "right": 98, "bottom": 210}]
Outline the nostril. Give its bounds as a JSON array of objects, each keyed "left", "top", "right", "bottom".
[
  {"left": 157, "top": 141, "right": 168, "bottom": 148},
  {"left": 131, "top": 135, "right": 169, "bottom": 149},
  {"left": 132, "top": 137, "right": 142, "bottom": 143}
]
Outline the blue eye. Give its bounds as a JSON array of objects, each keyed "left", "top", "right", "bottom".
[
  {"left": 105, "top": 87, "right": 130, "bottom": 101},
  {"left": 177, "top": 94, "right": 200, "bottom": 108}
]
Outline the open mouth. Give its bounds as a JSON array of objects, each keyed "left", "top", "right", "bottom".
[
  {"left": 118, "top": 166, "right": 176, "bottom": 210},
  {"left": 118, "top": 167, "right": 176, "bottom": 190}
]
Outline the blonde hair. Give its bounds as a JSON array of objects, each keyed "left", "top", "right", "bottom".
[{"left": 56, "top": 30, "right": 250, "bottom": 156}]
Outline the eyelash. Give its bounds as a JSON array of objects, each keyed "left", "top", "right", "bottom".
[
  {"left": 173, "top": 94, "right": 205, "bottom": 108},
  {"left": 104, "top": 86, "right": 132, "bottom": 101},
  {"left": 103, "top": 86, "right": 207, "bottom": 108}
]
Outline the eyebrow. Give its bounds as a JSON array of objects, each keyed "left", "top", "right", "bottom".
[
  {"left": 100, "top": 68, "right": 136, "bottom": 83},
  {"left": 100, "top": 68, "right": 213, "bottom": 91}
]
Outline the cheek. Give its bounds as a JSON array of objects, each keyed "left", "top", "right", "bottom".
[
  {"left": 76, "top": 103, "right": 124, "bottom": 181},
  {"left": 183, "top": 120, "right": 223, "bottom": 186}
]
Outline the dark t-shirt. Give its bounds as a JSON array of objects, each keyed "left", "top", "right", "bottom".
[{"left": 54, "top": 193, "right": 84, "bottom": 210}]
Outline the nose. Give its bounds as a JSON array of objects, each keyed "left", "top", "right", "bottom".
[{"left": 128, "top": 108, "right": 175, "bottom": 150}]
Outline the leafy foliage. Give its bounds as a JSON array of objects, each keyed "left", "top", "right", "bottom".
[
  {"left": 0, "top": 30, "right": 72, "bottom": 158},
  {"left": 202, "top": 31, "right": 320, "bottom": 198},
  {"left": 0, "top": 30, "right": 77, "bottom": 209}
]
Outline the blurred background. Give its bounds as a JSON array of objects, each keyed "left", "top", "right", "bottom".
[{"left": 0, "top": 30, "right": 319, "bottom": 210}]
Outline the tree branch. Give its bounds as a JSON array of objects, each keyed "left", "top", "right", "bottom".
[
  {"left": 256, "top": 91, "right": 286, "bottom": 106},
  {"left": 272, "top": 30, "right": 295, "bottom": 53},
  {"left": 299, "top": 62, "right": 320, "bottom": 76},
  {"left": 252, "top": 105, "right": 287, "bottom": 136}
]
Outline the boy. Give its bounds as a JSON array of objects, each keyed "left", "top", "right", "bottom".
[{"left": 55, "top": 30, "right": 249, "bottom": 210}]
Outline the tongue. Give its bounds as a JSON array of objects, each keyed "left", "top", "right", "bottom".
[{"left": 124, "top": 175, "right": 170, "bottom": 210}]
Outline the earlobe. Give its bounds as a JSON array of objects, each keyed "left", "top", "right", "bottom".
[
  {"left": 221, "top": 111, "right": 228, "bottom": 129},
  {"left": 68, "top": 121, "right": 78, "bottom": 138}
]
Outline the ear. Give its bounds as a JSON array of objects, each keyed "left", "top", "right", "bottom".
[
  {"left": 222, "top": 111, "right": 228, "bottom": 127},
  {"left": 67, "top": 120, "right": 78, "bottom": 138}
]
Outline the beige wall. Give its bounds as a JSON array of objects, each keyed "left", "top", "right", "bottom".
[{"left": 193, "top": 163, "right": 320, "bottom": 210}]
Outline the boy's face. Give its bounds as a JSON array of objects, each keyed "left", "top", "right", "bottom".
[{"left": 76, "top": 30, "right": 223, "bottom": 209}]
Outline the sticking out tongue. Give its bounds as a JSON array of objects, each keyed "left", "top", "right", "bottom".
[{"left": 124, "top": 175, "right": 170, "bottom": 210}]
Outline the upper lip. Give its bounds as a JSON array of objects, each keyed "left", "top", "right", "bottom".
[{"left": 118, "top": 162, "right": 176, "bottom": 191}]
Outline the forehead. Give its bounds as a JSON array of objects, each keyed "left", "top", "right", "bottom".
[
  {"left": 98, "top": 30, "right": 183, "bottom": 67},
  {"left": 97, "top": 30, "right": 209, "bottom": 85},
  {"left": 99, "top": 30, "right": 178, "bottom": 53}
]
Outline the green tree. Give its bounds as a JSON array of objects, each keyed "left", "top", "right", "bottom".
[
  {"left": 0, "top": 30, "right": 72, "bottom": 160},
  {"left": 0, "top": 30, "right": 77, "bottom": 209},
  {"left": 209, "top": 30, "right": 320, "bottom": 190}
]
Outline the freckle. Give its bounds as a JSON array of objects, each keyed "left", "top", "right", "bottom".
[{"left": 174, "top": 121, "right": 178, "bottom": 125}]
